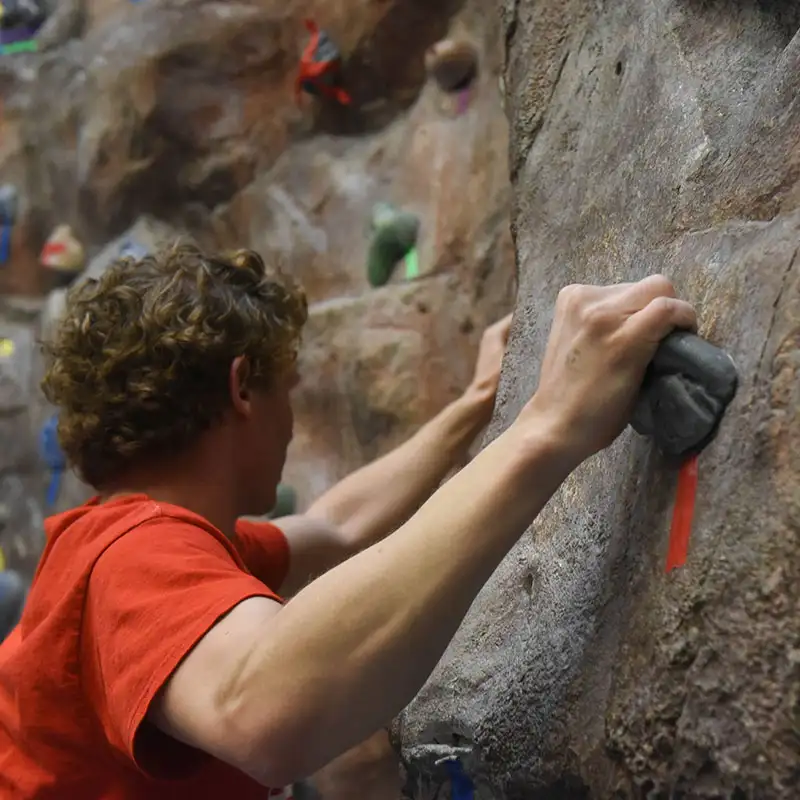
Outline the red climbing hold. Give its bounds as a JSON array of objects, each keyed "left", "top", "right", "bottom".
[{"left": 295, "top": 19, "right": 351, "bottom": 105}]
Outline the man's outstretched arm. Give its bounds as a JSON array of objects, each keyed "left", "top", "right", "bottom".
[
  {"left": 275, "top": 316, "right": 511, "bottom": 594},
  {"left": 151, "top": 277, "right": 696, "bottom": 787}
]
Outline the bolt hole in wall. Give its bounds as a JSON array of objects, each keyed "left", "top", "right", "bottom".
[
  {"left": 522, "top": 572, "right": 535, "bottom": 596},
  {"left": 615, "top": 60, "right": 623, "bottom": 76}
]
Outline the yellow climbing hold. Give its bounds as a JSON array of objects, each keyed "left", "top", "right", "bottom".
[
  {"left": 0, "top": 337, "right": 14, "bottom": 358},
  {"left": 0, "top": 548, "right": 5, "bottom": 572}
]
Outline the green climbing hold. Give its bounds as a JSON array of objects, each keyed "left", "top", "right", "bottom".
[
  {"left": 267, "top": 483, "right": 297, "bottom": 519},
  {"left": 404, "top": 247, "right": 420, "bottom": 280},
  {"left": 366, "top": 203, "right": 420, "bottom": 287}
]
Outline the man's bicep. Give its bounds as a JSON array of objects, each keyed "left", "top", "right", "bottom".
[
  {"left": 148, "top": 596, "right": 282, "bottom": 769},
  {"left": 269, "top": 514, "right": 351, "bottom": 596}
]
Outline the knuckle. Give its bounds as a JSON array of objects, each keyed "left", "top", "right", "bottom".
[
  {"left": 650, "top": 295, "right": 675, "bottom": 318},
  {"left": 557, "top": 283, "right": 583, "bottom": 307},
  {"left": 556, "top": 285, "right": 573, "bottom": 306},
  {"left": 644, "top": 274, "right": 676, "bottom": 297},
  {"left": 581, "top": 302, "right": 612, "bottom": 332}
]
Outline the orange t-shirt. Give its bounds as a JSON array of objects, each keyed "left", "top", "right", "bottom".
[{"left": 0, "top": 494, "right": 294, "bottom": 799}]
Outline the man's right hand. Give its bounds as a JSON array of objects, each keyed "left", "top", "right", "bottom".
[
  {"left": 146, "top": 275, "right": 698, "bottom": 788},
  {"left": 521, "top": 275, "right": 697, "bottom": 464}
]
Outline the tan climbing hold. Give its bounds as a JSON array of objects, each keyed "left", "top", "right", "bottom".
[
  {"left": 40, "top": 225, "right": 85, "bottom": 274},
  {"left": 425, "top": 39, "right": 479, "bottom": 93}
]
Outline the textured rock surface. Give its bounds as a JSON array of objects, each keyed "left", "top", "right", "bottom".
[
  {"left": 398, "top": 2, "right": 799, "bottom": 799},
  {"left": 0, "top": 2, "right": 514, "bottom": 574},
  {"left": 0, "top": 298, "right": 47, "bottom": 579}
]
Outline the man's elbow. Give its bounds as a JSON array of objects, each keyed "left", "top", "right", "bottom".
[{"left": 218, "top": 694, "right": 322, "bottom": 787}]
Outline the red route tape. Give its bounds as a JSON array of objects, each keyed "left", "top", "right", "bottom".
[{"left": 666, "top": 454, "right": 699, "bottom": 572}]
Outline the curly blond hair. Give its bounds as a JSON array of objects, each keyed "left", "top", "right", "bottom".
[{"left": 41, "top": 243, "right": 308, "bottom": 489}]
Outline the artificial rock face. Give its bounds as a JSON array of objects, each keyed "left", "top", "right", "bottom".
[
  {"left": 398, "top": 2, "right": 800, "bottom": 799},
  {"left": 0, "top": 1, "right": 516, "bottom": 585}
]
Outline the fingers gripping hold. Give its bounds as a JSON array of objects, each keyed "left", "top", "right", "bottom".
[{"left": 626, "top": 296, "right": 698, "bottom": 346}]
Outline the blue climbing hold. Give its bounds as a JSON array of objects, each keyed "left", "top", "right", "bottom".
[
  {"left": 39, "top": 413, "right": 66, "bottom": 511},
  {"left": 445, "top": 759, "right": 475, "bottom": 800},
  {"left": 0, "top": 224, "right": 11, "bottom": 265}
]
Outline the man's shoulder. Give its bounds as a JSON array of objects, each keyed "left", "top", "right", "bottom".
[
  {"left": 43, "top": 495, "right": 230, "bottom": 571},
  {"left": 48, "top": 495, "right": 217, "bottom": 538}
]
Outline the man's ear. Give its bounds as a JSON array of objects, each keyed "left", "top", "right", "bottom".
[{"left": 230, "top": 356, "right": 252, "bottom": 416}]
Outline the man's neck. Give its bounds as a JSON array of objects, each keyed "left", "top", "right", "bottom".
[{"left": 102, "top": 442, "right": 241, "bottom": 537}]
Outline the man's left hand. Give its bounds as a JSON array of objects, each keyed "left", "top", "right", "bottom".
[{"left": 464, "top": 313, "right": 513, "bottom": 412}]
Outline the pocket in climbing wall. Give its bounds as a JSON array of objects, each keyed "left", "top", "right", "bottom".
[{"left": 425, "top": 39, "right": 480, "bottom": 116}]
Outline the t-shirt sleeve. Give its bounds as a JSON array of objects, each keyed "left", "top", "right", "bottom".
[
  {"left": 234, "top": 519, "right": 290, "bottom": 592},
  {"left": 83, "top": 517, "right": 281, "bottom": 778}
]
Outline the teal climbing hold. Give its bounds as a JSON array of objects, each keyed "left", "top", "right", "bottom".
[
  {"left": 366, "top": 203, "right": 420, "bottom": 288},
  {"left": 267, "top": 483, "right": 297, "bottom": 519}
]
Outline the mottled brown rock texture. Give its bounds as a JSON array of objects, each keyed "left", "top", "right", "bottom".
[
  {"left": 398, "top": 2, "right": 799, "bottom": 799},
  {"left": 0, "top": 1, "right": 514, "bottom": 575}
]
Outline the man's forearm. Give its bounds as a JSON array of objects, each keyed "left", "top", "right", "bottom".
[
  {"left": 305, "top": 390, "right": 491, "bottom": 553},
  {"left": 229, "top": 411, "right": 577, "bottom": 783}
]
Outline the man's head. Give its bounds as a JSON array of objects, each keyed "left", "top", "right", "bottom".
[{"left": 41, "top": 242, "right": 308, "bottom": 517}]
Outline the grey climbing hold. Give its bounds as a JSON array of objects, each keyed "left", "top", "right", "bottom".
[
  {"left": 0, "top": 569, "right": 26, "bottom": 643},
  {"left": 0, "top": 184, "right": 18, "bottom": 226},
  {"left": 631, "top": 331, "right": 738, "bottom": 458},
  {"left": 366, "top": 202, "right": 420, "bottom": 287}
]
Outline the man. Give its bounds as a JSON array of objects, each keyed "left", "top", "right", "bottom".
[{"left": 0, "top": 243, "right": 695, "bottom": 798}]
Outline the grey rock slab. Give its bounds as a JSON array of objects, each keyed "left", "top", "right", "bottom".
[{"left": 398, "top": 2, "right": 800, "bottom": 798}]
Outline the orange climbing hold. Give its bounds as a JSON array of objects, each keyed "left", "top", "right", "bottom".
[
  {"left": 665, "top": 455, "right": 699, "bottom": 572},
  {"left": 295, "top": 19, "right": 351, "bottom": 105}
]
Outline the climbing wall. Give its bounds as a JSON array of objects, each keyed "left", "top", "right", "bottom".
[
  {"left": 0, "top": 301, "right": 47, "bottom": 579},
  {"left": 398, "top": 2, "right": 800, "bottom": 798},
  {"left": 0, "top": 0, "right": 515, "bottom": 598}
]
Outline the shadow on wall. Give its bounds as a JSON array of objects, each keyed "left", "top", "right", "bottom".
[{"left": 679, "top": 0, "right": 800, "bottom": 44}]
